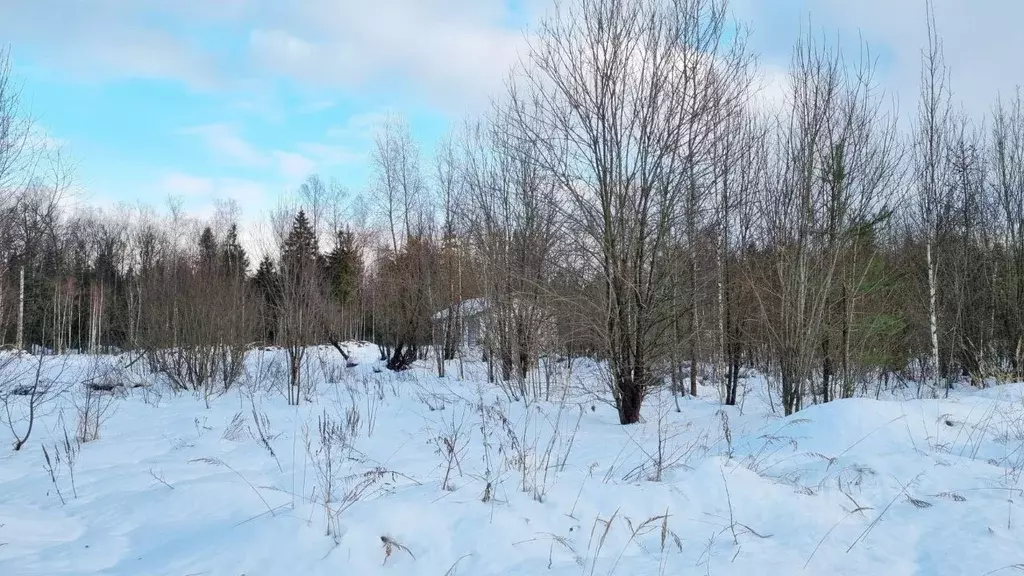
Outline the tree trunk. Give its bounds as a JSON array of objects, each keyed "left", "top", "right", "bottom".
[
  {"left": 821, "top": 334, "right": 832, "bottom": 404},
  {"left": 17, "top": 265, "right": 25, "bottom": 351},
  {"left": 616, "top": 371, "right": 644, "bottom": 425},
  {"left": 927, "top": 241, "right": 942, "bottom": 396}
]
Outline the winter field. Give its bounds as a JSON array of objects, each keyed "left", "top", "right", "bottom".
[{"left": 1, "top": 344, "right": 1023, "bottom": 576}]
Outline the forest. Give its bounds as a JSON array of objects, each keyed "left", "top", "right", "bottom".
[{"left": 2, "top": 0, "right": 1022, "bottom": 425}]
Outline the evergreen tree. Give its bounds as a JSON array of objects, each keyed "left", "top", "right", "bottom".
[
  {"left": 280, "top": 210, "right": 320, "bottom": 278},
  {"left": 325, "top": 228, "right": 363, "bottom": 304},
  {"left": 198, "top": 227, "right": 217, "bottom": 270},
  {"left": 253, "top": 256, "right": 279, "bottom": 304},
  {"left": 220, "top": 224, "right": 250, "bottom": 277},
  {"left": 252, "top": 255, "right": 280, "bottom": 343}
]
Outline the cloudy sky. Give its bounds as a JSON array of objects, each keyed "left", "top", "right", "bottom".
[{"left": 3, "top": 0, "right": 1021, "bottom": 226}]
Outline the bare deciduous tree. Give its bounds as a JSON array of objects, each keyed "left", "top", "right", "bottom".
[
  {"left": 913, "top": 0, "right": 952, "bottom": 395},
  {"left": 521, "top": 0, "right": 750, "bottom": 423},
  {"left": 748, "top": 32, "right": 901, "bottom": 414}
]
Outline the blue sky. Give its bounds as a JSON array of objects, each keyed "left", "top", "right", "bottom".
[
  {"left": 3, "top": 0, "right": 545, "bottom": 227},
  {"left": 4, "top": 0, "right": 1022, "bottom": 232},
  {"left": 15, "top": 59, "right": 450, "bottom": 214}
]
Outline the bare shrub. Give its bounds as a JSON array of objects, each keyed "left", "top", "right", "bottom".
[
  {"left": 317, "top": 347, "right": 346, "bottom": 384},
  {"left": 477, "top": 394, "right": 582, "bottom": 503},
  {"left": 147, "top": 345, "right": 244, "bottom": 405},
  {"left": 74, "top": 383, "right": 116, "bottom": 444},
  {"left": 221, "top": 412, "right": 248, "bottom": 442},
  {"left": 353, "top": 373, "right": 383, "bottom": 437},
  {"left": 474, "top": 383, "right": 499, "bottom": 503},
  {"left": 242, "top": 351, "right": 288, "bottom": 397},
  {"left": 0, "top": 354, "right": 70, "bottom": 451},
  {"left": 249, "top": 407, "right": 282, "bottom": 472},
  {"left": 532, "top": 399, "right": 584, "bottom": 502},
  {"left": 345, "top": 404, "right": 361, "bottom": 438},
  {"left": 624, "top": 392, "right": 708, "bottom": 483},
  {"left": 328, "top": 467, "right": 389, "bottom": 537},
  {"left": 304, "top": 410, "right": 358, "bottom": 537},
  {"left": 434, "top": 408, "right": 469, "bottom": 491},
  {"left": 41, "top": 427, "right": 79, "bottom": 504}
]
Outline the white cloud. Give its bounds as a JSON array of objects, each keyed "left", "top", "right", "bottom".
[
  {"left": 733, "top": 0, "right": 1024, "bottom": 119},
  {"left": 326, "top": 111, "right": 392, "bottom": 140},
  {"left": 179, "top": 123, "right": 267, "bottom": 167},
  {"left": 246, "top": 0, "right": 534, "bottom": 111},
  {"left": 159, "top": 171, "right": 269, "bottom": 202},
  {"left": 297, "top": 142, "right": 364, "bottom": 166},
  {"left": 750, "top": 64, "right": 790, "bottom": 116},
  {"left": 3, "top": 0, "right": 543, "bottom": 106},
  {"left": 6, "top": 0, "right": 1021, "bottom": 122},
  {"left": 178, "top": 123, "right": 356, "bottom": 181},
  {"left": 299, "top": 100, "right": 336, "bottom": 114},
  {"left": 1, "top": 0, "right": 222, "bottom": 89},
  {"left": 160, "top": 172, "right": 215, "bottom": 197},
  {"left": 272, "top": 151, "right": 317, "bottom": 179}
]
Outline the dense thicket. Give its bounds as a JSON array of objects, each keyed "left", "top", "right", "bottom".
[{"left": 2, "top": 0, "right": 1023, "bottom": 421}]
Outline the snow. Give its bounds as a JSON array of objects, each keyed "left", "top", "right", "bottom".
[{"left": 1, "top": 346, "right": 1023, "bottom": 575}]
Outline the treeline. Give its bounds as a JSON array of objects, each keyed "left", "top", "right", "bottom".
[{"left": 2, "top": 0, "right": 1024, "bottom": 423}]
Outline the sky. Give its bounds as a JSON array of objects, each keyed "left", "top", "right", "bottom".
[{"left": 3, "top": 0, "right": 1023, "bottom": 237}]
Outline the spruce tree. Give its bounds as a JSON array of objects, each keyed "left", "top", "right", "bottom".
[
  {"left": 198, "top": 227, "right": 218, "bottom": 271},
  {"left": 253, "top": 256, "right": 279, "bottom": 303},
  {"left": 325, "top": 228, "right": 362, "bottom": 304},
  {"left": 220, "top": 224, "right": 250, "bottom": 277},
  {"left": 252, "top": 256, "right": 280, "bottom": 343},
  {"left": 281, "top": 210, "right": 320, "bottom": 278}
]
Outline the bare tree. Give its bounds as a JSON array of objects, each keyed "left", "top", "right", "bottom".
[
  {"left": 991, "top": 91, "right": 1024, "bottom": 378},
  {"left": 459, "top": 96, "right": 561, "bottom": 398},
  {"left": 520, "top": 0, "right": 750, "bottom": 423},
  {"left": 0, "top": 46, "right": 34, "bottom": 201},
  {"left": 299, "top": 174, "right": 329, "bottom": 244},
  {"left": 0, "top": 46, "right": 68, "bottom": 351},
  {"left": 433, "top": 134, "right": 465, "bottom": 377},
  {"left": 945, "top": 112, "right": 990, "bottom": 385},
  {"left": 367, "top": 115, "right": 439, "bottom": 372},
  {"left": 371, "top": 116, "right": 425, "bottom": 254},
  {"left": 913, "top": 0, "right": 952, "bottom": 395},
  {"left": 0, "top": 354, "right": 70, "bottom": 450},
  {"left": 749, "top": 32, "right": 901, "bottom": 414},
  {"left": 714, "top": 112, "right": 768, "bottom": 405}
]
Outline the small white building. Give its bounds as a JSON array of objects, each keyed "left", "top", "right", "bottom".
[
  {"left": 432, "top": 298, "right": 488, "bottom": 349},
  {"left": 432, "top": 297, "right": 559, "bottom": 352}
]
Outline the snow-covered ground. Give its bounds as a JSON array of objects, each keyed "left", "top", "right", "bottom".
[{"left": 1, "top": 344, "right": 1023, "bottom": 575}]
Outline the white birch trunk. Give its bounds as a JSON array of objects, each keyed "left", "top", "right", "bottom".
[
  {"left": 16, "top": 265, "right": 25, "bottom": 351},
  {"left": 926, "top": 241, "right": 941, "bottom": 397},
  {"left": 717, "top": 240, "right": 725, "bottom": 401},
  {"left": 0, "top": 271, "right": 6, "bottom": 347}
]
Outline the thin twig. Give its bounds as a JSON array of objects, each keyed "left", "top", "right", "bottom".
[{"left": 148, "top": 468, "right": 174, "bottom": 490}]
